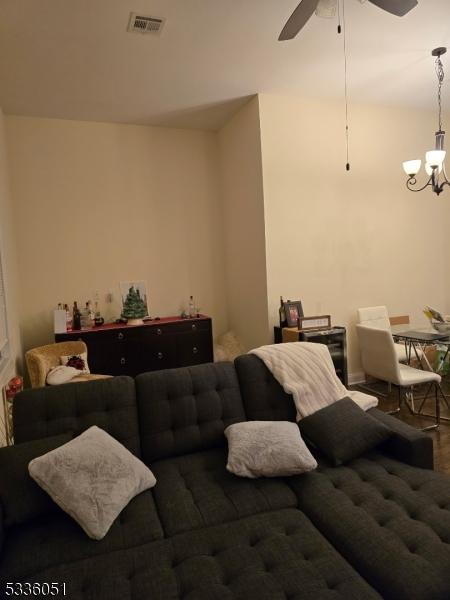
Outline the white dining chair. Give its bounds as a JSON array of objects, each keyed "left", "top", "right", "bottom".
[
  {"left": 356, "top": 324, "right": 445, "bottom": 430},
  {"left": 357, "top": 306, "right": 412, "bottom": 363}
]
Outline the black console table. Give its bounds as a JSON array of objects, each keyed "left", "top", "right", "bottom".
[
  {"left": 274, "top": 325, "right": 348, "bottom": 387},
  {"left": 55, "top": 315, "right": 213, "bottom": 377}
]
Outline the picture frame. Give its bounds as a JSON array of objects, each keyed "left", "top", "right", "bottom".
[
  {"left": 298, "top": 315, "right": 331, "bottom": 331},
  {"left": 283, "top": 301, "right": 304, "bottom": 327}
]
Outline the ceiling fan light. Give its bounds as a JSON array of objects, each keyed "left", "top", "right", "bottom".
[
  {"left": 402, "top": 159, "right": 421, "bottom": 176},
  {"left": 425, "top": 150, "right": 446, "bottom": 168}
]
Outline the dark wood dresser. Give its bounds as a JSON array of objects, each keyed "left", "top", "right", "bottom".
[{"left": 55, "top": 315, "right": 213, "bottom": 377}]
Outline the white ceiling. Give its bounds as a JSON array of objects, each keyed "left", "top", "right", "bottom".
[{"left": 0, "top": 0, "right": 449, "bottom": 130}]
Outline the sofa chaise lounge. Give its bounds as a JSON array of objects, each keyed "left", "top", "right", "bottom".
[{"left": 1, "top": 354, "right": 449, "bottom": 600}]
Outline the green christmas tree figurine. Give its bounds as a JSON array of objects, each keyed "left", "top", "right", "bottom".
[{"left": 121, "top": 286, "right": 147, "bottom": 325}]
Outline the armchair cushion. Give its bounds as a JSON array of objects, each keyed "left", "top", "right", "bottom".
[
  {"left": 0, "top": 433, "right": 72, "bottom": 527},
  {"left": 299, "top": 398, "right": 392, "bottom": 466}
]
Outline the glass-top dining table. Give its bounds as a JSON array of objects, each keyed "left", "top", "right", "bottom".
[
  {"left": 391, "top": 326, "right": 450, "bottom": 374},
  {"left": 391, "top": 325, "right": 450, "bottom": 423}
]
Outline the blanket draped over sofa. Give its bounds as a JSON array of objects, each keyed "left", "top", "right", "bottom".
[{"left": 250, "top": 341, "right": 377, "bottom": 419}]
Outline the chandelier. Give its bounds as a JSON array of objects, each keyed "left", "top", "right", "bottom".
[{"left": 402, "top": 47, "right": 449, "bottom": 196}]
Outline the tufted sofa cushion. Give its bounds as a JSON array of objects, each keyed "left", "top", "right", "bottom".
[
  {"left": 0, "top": 433, "right": 72, "bottom": 527},
  {"left": 234, "top": 354, "right": 296, "bottom": 422},
  {"left": 21, "top": 509, "right": 382, "bottom": 600},
  {"left": 151, "top": 448, "right": 298, "bottom": 535},
  {"left": 289, "top": 452, "right": 450, "bottom": 600},
  {"left": 0, "top": 490, "right": 164, "bottom": 582},
  {"left": 13, "top": 376, "right": 141, "bottom": 456},
  {"left": 136, "top": 362, "right": 246, "bottom": 463}
]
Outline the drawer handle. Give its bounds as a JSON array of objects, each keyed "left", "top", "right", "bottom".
[
  {"left": 157, "top": 352, "right": 164, "bottom": 359},
  {"left": 120, "top": 357, "right": 126, "bottom": 365},
  {"left": 157, "top": 328, "right": 162, "bottom": 335},
  {"left": 118, "top": 332, "right": 124, "bottom": 340},
  {"left": 193, "top": 346, "right": 198, "bottom": 354},
  {"left": 192, "top": 324, "right": 197, "bottom": 331}
]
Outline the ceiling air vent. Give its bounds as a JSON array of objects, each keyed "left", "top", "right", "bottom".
[{"left": 127, "top": 13, "right": 165, "bottom": 35}]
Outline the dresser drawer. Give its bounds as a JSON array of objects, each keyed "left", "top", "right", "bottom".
[
  {"left": 176, "top": 331, "right": 213, "bottom": 366},
  {"left": 145, "top": 342, "right": 177, "bottom": 373},
  {"left": 64, "top": 328, "right": 128, "bottom": 343},
  {"left": 125, "top": 330, "right": 177, "bottom": 375},
  {"left": 99, "top": 354, "right": 129, "bottom": 376},
  {"left": 169, "top": 319, "right": 211, "bottom": 334},
  {"left": 91, "top": 345, "right": 125, "bottom": 375}
]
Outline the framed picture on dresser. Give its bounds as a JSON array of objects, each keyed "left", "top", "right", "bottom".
[{"left": 283, "top": 301, "right": 304, "bottom": 327}]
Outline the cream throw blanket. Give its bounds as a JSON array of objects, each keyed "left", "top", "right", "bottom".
[{"left": 250, "top": 342, "right": 377, "bottom": 420}]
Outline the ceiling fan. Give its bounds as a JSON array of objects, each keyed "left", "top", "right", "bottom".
[{"left": 279, "top": 0, "right": 418, "bottom": 40}]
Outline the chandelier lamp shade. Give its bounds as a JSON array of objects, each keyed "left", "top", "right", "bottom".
[{"left": 402, "top": 47, "right": 450, "bottom": 196}]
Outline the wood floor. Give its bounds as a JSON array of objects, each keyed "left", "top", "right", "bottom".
[{"left": 355, "top": 378, "right": 450, "bottom": 475}]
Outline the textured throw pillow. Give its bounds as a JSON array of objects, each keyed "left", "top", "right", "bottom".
[
  {"left": 214, "top": 330, "right": 245, "bottom": 362},
  {"left": 60, "top": 352, "right": 90, "bottom": 374},
  {"left": 46, "top": 365, "right": 80, "bottom": 385},
  {"left": 225, "top": 421, "right": 317, "bottom": 478},
  {"left": 29, "top": 426, "right": 156, "bottom": 540},
  {"left": 0, "top": 433, "right": 72, "bottom": 527},
  {"left": 299, "top": 397, "right": 393, "bottom": 466}
]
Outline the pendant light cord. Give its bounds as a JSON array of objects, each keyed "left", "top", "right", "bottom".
[
  {"left": 436, "top": 55, "right": 444, "bottom": 132},
  {"left": 338, "top": 0, "right": 350, "bottom": 170}
]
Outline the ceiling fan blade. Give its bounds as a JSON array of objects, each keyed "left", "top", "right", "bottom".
[
  {"left": 367, "top": 0, "right": 418, "bottom": 17},
  {"left": 279, "top": 0, "right": 321, "bottom": 41},
  {"left": 315, "top": 0, "right": 337, "bottom": 19}
]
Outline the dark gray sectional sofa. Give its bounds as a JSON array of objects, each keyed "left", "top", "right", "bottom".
[{"left": 1, "top": 354, "right": 450, "bottom": 600}]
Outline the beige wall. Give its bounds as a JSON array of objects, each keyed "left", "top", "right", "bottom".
[
  {"left": 5, "top": 116, "right": 228, "bottom": 353},
  {"left": 258, "top": 94, "right": 450, "bottom": 378},
  {"left": 5, "top": 97, "right": 450, "bottom": 378},
  {"left": 218, "top": 97, "right": 270, "bottom": 350},
  {"left": 0, "top": 108, "right": 21, "bottom": 388}
]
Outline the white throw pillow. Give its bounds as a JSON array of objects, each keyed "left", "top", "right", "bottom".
[
  {"left": 60, "top": 352, "right": 90, "bottom": 374},
  {"left": 29, "top": 426, "right": 156, "bottom": 540},
  {"left": 224, "top": 421, "right": 317, "bottom": 479},
  {"left": 214, "top": 330, "right": 245, "bottom": 362},
  {"left": 46, "top": 365, "right": 80, "bottom": 386}
]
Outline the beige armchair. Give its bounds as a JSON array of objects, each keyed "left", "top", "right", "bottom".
[{"left": 26, "top": 341, "right": 110, "bottom": 388}]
